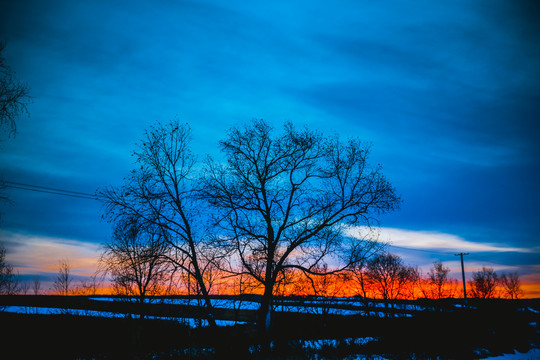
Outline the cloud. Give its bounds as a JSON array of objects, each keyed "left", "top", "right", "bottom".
[
  {"left": 0, "top": 230, "right": 101, "bottom": 276},
  {"left": 346, "top": 227, "right": 540, "bottom": 283},
  {"left": 0, "top": 0, "right": 537, "bottom": 294},
  {"left": 346, "top": 226, "right": 534, "bottom": 254}
]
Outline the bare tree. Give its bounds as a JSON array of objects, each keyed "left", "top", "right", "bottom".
[
  {"left": 0, "top": 42, "right": 30, "bottom": 136},
  {"left": 500, "top": 272, "right": 523, "bottom": 299},
  {"left": 99, "top": 120, "right": 218, "bottom": 327},
  {"left": 402, "top": 265, "right": 420, "bottom": 301},
  {"left": 422, "top": 261, "right": 458, "bottom": 299},
  {"left": 302, "top": 265, "right": 345, "bottom": 316},
  {"left": 72, "top": 271, "right": 102, "bottom": 296},
  {"left": 0, "top": 243, "right": 18, "bottom": 295},
  {"left": 32, "top": 276, "right": 41, "bottom": 295},
  {"left": 364, "top": 253, "right": 416, "bottom": 315},
  {"left": 469, "top": 267, "right": 498, "bottom": 299},
  {"left": 227, "top": 272, "right": 252, "bottom": 324},
  {"left": 201, "top": 120, "right": 400, "bottom": 331},
  {"left": 20, "top": 280, "right": 30, "bottom": 295},
  {"left": 52, "top": 259, "right": 72, "bottom": 296},
  {"left": 0, "top": 43, "right": 30, "bottom": 216},
  {"left": 347, "top": 233, "right": 385, "bottom": 306},
  {"left": 101, "top": 219, "right": 171, "bottom": 303}
]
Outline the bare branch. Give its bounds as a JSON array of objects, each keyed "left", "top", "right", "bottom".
[{"left": 201, "top": 119, "right": 399, "bottom": 330}]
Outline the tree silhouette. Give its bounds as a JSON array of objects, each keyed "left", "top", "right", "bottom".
[
  {"left": 0, "top": 243, "right": 18, "bottom": 295},
  {"left": 32, "top": 276, "right": 41, "bottom": 295},
  {"left": 345, "top": 232, "right": 384, "bottom": 310},
  {"left": 20, "top": 280, "right": 30, "bottom": 295},
  {"left": 469, "top": 267, "right": 498, "bottom": 299},
  {"left": 365, "top": 252, "right": 417, "bottom": 314},
  {"left": 0, "top": 42, "right": 30, "bottom": 136},
  {"left": 0, "top": 43, "right": 31, "bottom": 217},
  {"left": 500, "top": 272, "right": 523, "bottom": 299},
  {"left": 52, "top": 259, "right": 72, "bottom": 296},
  {"left": 101, "top": 219, "right": 171, "bottom": 303},
  {"left": 99, "top": 120, "right": 218, "bottom": 327},
  {"left": 201, "top": 120, "right": 400, "bottom": 332},
  {"left": 422, "top": 261, "right": 458, "bottom": 299}
]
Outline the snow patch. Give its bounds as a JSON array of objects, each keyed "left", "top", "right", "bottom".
[
  {"left": 480, "top": 348, "right": 540, "bottom": 359},
  {"left": 2, "top": 306, "right": 245, "bottom": 327}
]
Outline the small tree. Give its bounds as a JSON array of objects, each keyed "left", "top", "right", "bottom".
[
  {"left": 32, "top": 277, "right": 41, "bottom": 295},
  {"left": 365, "top": 253, "right": 416, "bottom": 314},
  {"left": 469, "top": 267, "right": 498, "bottom": 299},
  {"left": 402, "top": 266, "right": 420, "bottom": 300},
  {"left": 348, "top": 263, "right": 371, "bottom": 300},
  {"left": 422, "top": 261, "right": 458, "bottom": 299},
  {"left": 346, "top": 234, "right": 385, "bottom": 311},
  {"left": 20, "top": 281, "right": 30, "bottom": 295},
  {"left": 500, "top": 272, "right": 523, "bottom": 299},
  {"left": 73, "top": 272, "right": 102, "bottom": 296},
  {"left": 52, "top": 259, "right": 72, "bottom": 296},
  {"left": 302, "top": 265, "right": 343, "bottom": 315},
  {"left": 101, "top": 219, "right": 172, "bottom": 303},
  {"left": 0, "top": 243, "right": 18, "bottom": 295}
]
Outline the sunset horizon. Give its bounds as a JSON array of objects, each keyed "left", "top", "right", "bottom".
[{"left": 1, "top": 2, "right": 539, "bottom": 358}]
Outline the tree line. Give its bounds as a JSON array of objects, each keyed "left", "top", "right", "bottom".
[
  {"left": 0, "top": 119, "right": 524, "bottom": 332},
  {"left": 1, "top": 242, "right": 523, "bottom": 302}
]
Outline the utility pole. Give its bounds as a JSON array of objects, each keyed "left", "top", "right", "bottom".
[{"left": 455, "top": 252, "right": 469, "bottom": 306}]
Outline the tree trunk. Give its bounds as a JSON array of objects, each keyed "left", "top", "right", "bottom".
[
  {"left": 258, "top": 281, "right": 274, "bottom": 355},
  {"left": 258, "top": 283, "right": 273, "bottom": 334},
  {"left": 194, "top": 271, "right": 217, "bottom": 328},
  {"left": 259, "top": 237, "right": 275, "bottom": 335},
  {"left": 188, "top": 239, "right": 217, "bottom": 328}
]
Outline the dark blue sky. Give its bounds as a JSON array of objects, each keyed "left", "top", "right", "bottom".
[{"left": 1, "top": 1, "right": 539, "bottom": 289}]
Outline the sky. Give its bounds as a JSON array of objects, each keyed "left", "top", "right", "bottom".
[{"left": 0, "top": 0, "right": 539, "bottom": 295}]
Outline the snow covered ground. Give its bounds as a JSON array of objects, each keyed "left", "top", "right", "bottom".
[
  {"left": 90, "top": 297, "right": 262, "bottom": 310},
  {"left": 2, "top": 305, "right": 245, "bottom": 327},
  {"left": 88, "top": 296, "right": 414, "bottom": 317},
  {"left": 480, "top": 348, "right": 540, "bottom": 359},
  {"left": 3, "top": 303, "right": 537, "bottom": 359},
  {"left": 302, "top": 336, "right": 379, "bottom": 349}
]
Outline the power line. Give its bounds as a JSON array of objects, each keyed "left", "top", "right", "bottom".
[
  {"left": 4, "top": 180, "right": 94, "bottom": 196},
  {"left": 2, "top": 180, "right": 97, "bottom": 200},
  {"left": 5, "top": 185, "right": 96, "bottom": 200}
]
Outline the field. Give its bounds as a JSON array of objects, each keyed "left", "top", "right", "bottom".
[{"left": 0, "top": 295, "right": 539, "bottom": 359}]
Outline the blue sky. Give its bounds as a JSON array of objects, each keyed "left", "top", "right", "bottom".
[{"left": 1, "top": 1, "right": 539, "bottom": 291}]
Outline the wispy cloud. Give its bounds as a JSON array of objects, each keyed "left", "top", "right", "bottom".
[
  {"left": 0, "top": 0, "right": 537, "bottom": 293},
  {"left": 346, "top": 226, "right": 535, "bottom": 254},
  {"left": 0, "top": 230, "right": 101, "bottom": 276}
]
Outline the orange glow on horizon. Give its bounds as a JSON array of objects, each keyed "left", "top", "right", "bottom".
[
  {"left": 5, "top": 230, "right": 539, "bottom": 299},
  {"left": 42, "top": 271, "right": 540, "bottom": 300}
]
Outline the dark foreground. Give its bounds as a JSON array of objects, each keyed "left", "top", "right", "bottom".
[{"left": 0, "top": 296, "right": 538, "bottom": 359}]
